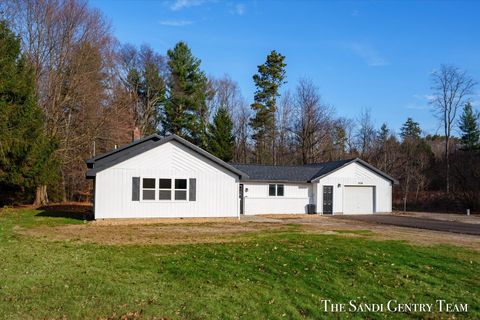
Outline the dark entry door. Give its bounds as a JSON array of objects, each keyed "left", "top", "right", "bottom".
[
  {"left": 239, "top": 184, "right": 244, "bottom": 215},
  {"left": 323, "top": 186, "right": 333, "bottom": 214}
]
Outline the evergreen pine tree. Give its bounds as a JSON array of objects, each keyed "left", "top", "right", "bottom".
[
  {"left": 458, "top": 103, "right": 480, "bottom": 150},
  {"left": 400, "top": 117, "right": 421, "bottom": 140},
  {"left": 208, "top": 107, "right": 234, "bottom": 162},
  {"left": 250, "top": 50, "right": 286, "bottom": 164},
  {"left": 0, "top": 21, "right": 57, "bottom": 205},
  {"left": 162, "top": 42, "right": 210, "bottom": 148},
  {"left": 378, "top": 123, "right": 390, "bottom": 143},
  {"left": 333, "top": 124, "right": 347, "bottom": 157}
]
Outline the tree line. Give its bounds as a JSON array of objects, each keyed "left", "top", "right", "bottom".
[{"left": 0, "top": 0, "right": 479, "bottom": 211}]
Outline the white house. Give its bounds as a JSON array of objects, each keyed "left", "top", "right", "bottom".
[{"left": 86, "top": 134, "right": 398, "bottom": 219}]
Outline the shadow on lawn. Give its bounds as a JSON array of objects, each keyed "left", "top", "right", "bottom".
[{"left": 36, "top": 203, "right": 94, "bottom": 221}]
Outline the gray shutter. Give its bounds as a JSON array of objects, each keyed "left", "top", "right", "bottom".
[
  {"left": 132, "top": 177, "right": 140, "bottom": 201},
  {"left": 189, "top": 178, "right": 196, "bottom": 201}
]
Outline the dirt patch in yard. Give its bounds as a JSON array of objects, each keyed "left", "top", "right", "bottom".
[
  {"left": 18, "top": 221, "right": 291, "bottom": 245},
  {"left": 17, "top": 214, "right": 480, "bottom": 249}
]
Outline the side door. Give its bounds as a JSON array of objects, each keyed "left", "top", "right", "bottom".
[{"left": 323, "top": 185, "right": 333, "bottom": 214}]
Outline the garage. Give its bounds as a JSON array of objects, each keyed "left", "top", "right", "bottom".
[{"left": 344, "top": 186, "right": 375, "bottom": 214}]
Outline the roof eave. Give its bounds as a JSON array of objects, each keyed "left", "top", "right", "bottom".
[
  {"left": 84, "top": 134, "right": 249, "bottom": 180},
  {"left": 240, "top": 179, "right": 310, "bottom": 184}
]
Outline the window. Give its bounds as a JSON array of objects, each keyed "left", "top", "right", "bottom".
[
  {"left": 269, "top": 184, "right": 276, "bottom": 196},
  {"left": 139, "top": 177, "right": 189, "bottom": 201},
  {"left": 142, "top": 178, "right": 156, "bottom": 200},
  {"left": 175, "top": 179, "right": 187, "bottom": 200},
  {"left": 277, "top": 184, "right": 284, "bottom": 196},
  {"left": 159, "top": 179, "right": 171, "bottom": 200},
  {"left": 269, "top": 184, "right": 284, "bottom": 197}
]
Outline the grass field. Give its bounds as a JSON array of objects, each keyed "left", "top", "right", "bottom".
[{"left": 0, "top": 207, "right": 478, "bottom": 319}]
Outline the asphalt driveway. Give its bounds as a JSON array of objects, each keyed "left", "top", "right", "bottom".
[{"left": 332, "top": 214, "right": 480, "bottom": 236}]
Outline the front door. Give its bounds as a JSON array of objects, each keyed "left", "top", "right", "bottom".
[
  {"left": 323, "top": 186, "right": 333, "bottom": 214},
  {"left": 239, "top": 184, "right": 244, "bottom": 215}
]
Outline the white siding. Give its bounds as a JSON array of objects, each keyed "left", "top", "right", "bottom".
[
  {"left": 94, "top": 141, "right": 239, "bottom": 218},
  {"left": 242, "top": 182, "right": 313, "bottom": 215},
  {"left": 315, "top": 162, "right": 392, "bottom": 214}
]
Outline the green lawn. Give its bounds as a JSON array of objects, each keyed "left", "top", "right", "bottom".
[{"left": 0, "top": 208, "right": 478, "bottom": 319}]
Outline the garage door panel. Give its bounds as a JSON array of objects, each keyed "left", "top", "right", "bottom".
[{"left": 344, "top": 186, "right": 374, "bottom": 214}]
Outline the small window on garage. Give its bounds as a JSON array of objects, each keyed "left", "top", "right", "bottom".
[
  {"left": 269, "top": 184, "right": 276, "bottom": 196},
  {"left": 159, "top": 179, "right": 172, "bottom": 200},
  {"left": 142, "top": 178, "right": 156, "bottom": 200},
  {"left": 269, "top": 184, "right": 284, "bottom": 197},
  {"left": 175, "top": 179, "right": 187, "bottom": 200},
  {"left": 277, "top": 184, "right": 284, "bottom": 196}
]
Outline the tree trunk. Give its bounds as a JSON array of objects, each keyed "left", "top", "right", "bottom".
[
  {"left": 403, "top": 175, "right": 410, "bottom": 212},
  {"left": 33, "top": 185, "right": 49, "bottom": 207},
  {"left": 60, "top": 168, "right": 67, "bottom": 202},
  {"left": 272, "top": 127, "right": 276, "bottom": 165},
  {"left": 445, "top": 136, "right": 450, "bottom": 194}
]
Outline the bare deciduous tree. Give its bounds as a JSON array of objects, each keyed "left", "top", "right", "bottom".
[
  {"left": 118, "top": 43, "right": 166, "bottom": 135},
  {"left": 397, "top": 139, "right": 432, "bottom": 212},
  {"left": 355, "top": 108, "right": 376, "bottom": 161},
  {"left": 233, "top": 101, "right": 252, "bottom": 163},
  {"left": 276, "top": 91, "right": 295, "bottom": 165},
  {"left": 4, "top": 0, "right": 135, "bottom": 202},
  {"left": 431, "top": 64, "right": 476, "bottom": 193},
  {"left": 292, "top": 78, "right": 332, "bottom": 164},
  {"left": 209, "top": 75, "right": 251, "bottom": 163}
]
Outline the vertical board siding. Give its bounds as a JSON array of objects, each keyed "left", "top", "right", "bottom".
[
  {"left": 95, "top": 141, "right": 239, "bottom": 218},
  {"left": 316, "top": 162, "right": 392, "bottom": 214}
]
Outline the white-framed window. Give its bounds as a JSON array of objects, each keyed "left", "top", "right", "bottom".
[
  {"left": 138, "top": 177, "right": 191, "bottom": 202},
  {"left": 269, "top": 184, "right": 284, "bottom": 197},
  {"left": 159, "top": 179, "right": 172, "bottom": 200},
  {"left": 174, "top": 179, "right": 188, "bottom": 200},
  {"left": 142, "top": 178, "right": 156, "bottom": 200}
]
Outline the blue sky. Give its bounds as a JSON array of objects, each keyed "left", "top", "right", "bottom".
[{"left": 91, "top": 0, "right": 480, "bottom": 135}]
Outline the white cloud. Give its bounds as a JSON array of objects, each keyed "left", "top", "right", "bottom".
[
  {"left": 406, "top": 94, "right": 435, "bottom": 110},
  {"left": 413, "top": 94, "right": 436, "bottom": 102},
  {"left": 170, "top": 0, "right": 206, "bottom": 11},
  {"left": 159, "top": 19, "right": 194, "bottom": 26},
  {"left": 232, "top": 3, "right": 245, "bottom": 15},
  {"left": 340, "top": 41, "right": 389, "bottom": 67}
]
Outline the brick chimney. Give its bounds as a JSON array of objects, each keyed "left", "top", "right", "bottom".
[{"left": 132, "top": 127, "right": 141, "bottom": 142}]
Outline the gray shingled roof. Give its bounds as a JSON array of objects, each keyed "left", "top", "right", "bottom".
[
  {"left": 232, "top": 159, "right": 354, "bottom": 182},
  {"left": 231, "top": 158, "right": 398, "bottom": 184},
  {"left": 85, "top": 135, "right": 398, "bottom": 184}
]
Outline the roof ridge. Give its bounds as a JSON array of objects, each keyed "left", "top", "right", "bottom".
[
  {"left": 231, "top": 163, "right": 311, "bottom": 168},
  {"left": 230, "top": 158, "right": 357, "bottom": 168},
  {"left": 86, "top": 134, "right": 248, "bottom": 179}
]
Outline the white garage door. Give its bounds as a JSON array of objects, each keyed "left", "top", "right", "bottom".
[{"left": 344, "top": 186, "right": 374, "bottom": 214}]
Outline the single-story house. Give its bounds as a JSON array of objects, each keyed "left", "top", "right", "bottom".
[{"left": 86, "top": 134, "right": 398, "bottom": 219}]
